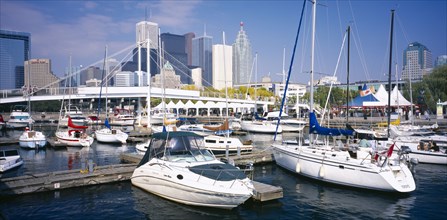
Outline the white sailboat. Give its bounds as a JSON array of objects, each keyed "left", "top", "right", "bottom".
[
  {"left": 95, "top": 46, "right": 128, "bottom": 144},
  {"left": 55, "top": 56, "right": 93, "bottom": 147},
  {"left": 19, "top": 57, "right": 47, "bottom": 149},
  {"left": 131, "top": 131, "right": 254, "bottom": 209},
  {"left": 272, "top": 3, "right": 415, "bottom": 193}
]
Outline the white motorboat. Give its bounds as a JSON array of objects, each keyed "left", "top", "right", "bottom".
[
  {"left": 95, "top": 119, "right": 128, "bottom": 144},
  {"left": 59, "top": 105, "right": 89, "bottom": 127},
  {"left": 19, "top": 127, "right": 47, "bottom": 149},
  {"left": 6, "top": 105, "right": 34, "bottom": 129},
  {"left": 55, "top": 116, "right": 93, "bottom": 147},
  {"left": 131, "top": 131, "right": 254, "bottom": 209},
  {"left": 110, "top": 108, "right": 136, "bottom": 126},
  {"left": 263, "top": 111, "right": 306, "bottom": 132},
  {"left": 0, "top": 148, "right": 24, "bottom": 172},
  {"left": 240, "top": 119, "right": 282, "bottom": 134},
  {"left": 203, "top": 134, "right": 253, "bottom": 154},
  {"left": 393, "top": 139, "right": 447, "bottom": 165}
]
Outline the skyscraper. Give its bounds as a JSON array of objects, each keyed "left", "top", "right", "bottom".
[
  {"left": 402, "top": 42, "right": 433, "bottom": 80},
  {"left": 134, "top": 21, "right": 159, "bottom": 76},
  {"left": 232, "top": 22, "right": 252, "bottom": 86},
  {"left": 161, "top": 33, "right": 190, "bottom": 84},
  {"left": 136, "top": 21, "right": 159, "bottom": 49},
  {"left": 192, "top": 34, "right": 213, "bottom": 87},
  {"left": 212, "top": 44, "right": 232, "bottom": 90},
  {"left": 184, "top": 32, "right": 195, "bottom": 66},
  {"left": 435, "top": 55, "right": 447, "bottom": 67},
  {"left": 25, "top": 59, "right": 59, "bottom": 89},
  {"left": 0, "top": 30, "right": 30, "bottom": 90}
]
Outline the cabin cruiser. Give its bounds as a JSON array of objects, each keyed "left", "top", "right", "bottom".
[
  {"left": 131, "top": 131, "right": 254, "bottom": 209},
  {"left": 0, "top": 148, "right": 24, "bottom": 172}
]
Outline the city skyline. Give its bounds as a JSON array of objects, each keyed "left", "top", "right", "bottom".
[{"left": 1, "top": 0, "right": 446, "bottom": 86}]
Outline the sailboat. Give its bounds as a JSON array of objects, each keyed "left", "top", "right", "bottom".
[
  {"left": 272, "top": 2, "right": 415, "bottom": 192},
  {"left": 19, "top": 57, "right": 47, "bottom": 149},
  {"left": 94, "top": 46, "right": 128, "bottom": 144},
  {"left": 55, "top": 56, "right": 94, "bottom": 147}
]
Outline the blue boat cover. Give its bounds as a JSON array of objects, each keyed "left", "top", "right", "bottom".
[
  {"left": 254, "top": 112, "right": 266, "bottom": 121},
  {"left": 309, "top": 112, "right": 354, "bottom": 136}
]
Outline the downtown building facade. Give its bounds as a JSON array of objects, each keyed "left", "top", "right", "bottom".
[
  {"left": 160, "top": 33, "right": 190, "bottom": 84},
  {"left": 232, "top": 22, "right": 253, "bottom": 86},
  {"left": 0, "top": 30, "right": 30, "bottom": 90},
  {"left": 401, "top": 42, "right": 433, "bottom": 80},
  {"left": 212, "top": 44, "right": 232, "bottom": 90},
  {"left": 192, "top": 34, "right": 213, "bottom": 87},
  {"left": 24, "top": 59, "right": 59, "bottom": 90},
  {"left": 132, "top": 21, "right": 160, "bottom": 77}
]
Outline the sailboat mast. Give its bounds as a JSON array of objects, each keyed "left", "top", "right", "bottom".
[
  {"left": 386, "top": 10, "right": 395, "bottom": 138},
  {"left": 146, "top": 37, "right": 151, "bottom": 126},
  {"left": 27, "top": 50, "right": 32, "bottom": 129},
  {"left": 223, "top": 32, "right": 229, "bottom": 123},
  {"left": 309, "top": 0, "right": 316, "bottom": 145},
  {"left": 346, "top": 25, "right": 350, "bottom": 125}
]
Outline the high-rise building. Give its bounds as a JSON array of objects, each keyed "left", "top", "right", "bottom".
[
  {"left": 136, "top": 21, "right": 159, "bottom": 49},
  {"left": 402, "top": 42, "right": 433, "bottom": 80},
  {"left": 80, "top": 66, "right": 102, "bottom": 85},
  {"left": 232, "top": 22, "right": 253, "bottom": 86},
  {"left": 151, "top": 61, "right": 182, "bottom": 89},
  {"left": 161, "top": 33, "right": 191, "bottom": 84},
  {"left": 24, "top": 59, "right": 59, "bottom": 89},
  {"left": 134, "top": 21, "right": 160, "bottom": 77},
  {"left": 184, "top": 32, "right": 195, "bottom": 66},
  {"left": 192, "top": 34, "right": 213, "bottom": 87},
  {"left": 0, "top": 30, "right": 30, "bottom": 90},
  {"left": 435, "top": 55, "right": 447, "bottom": 67},
  {"left": 64, "top": 65, "right": 82, "bottom": 87},
  {"left": 212, "top": 44, "right": 232, "bottom": 90}
]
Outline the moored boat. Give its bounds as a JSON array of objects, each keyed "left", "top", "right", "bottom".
[{"left": 131, "top": 131, "right": 254, "bottom": 209}]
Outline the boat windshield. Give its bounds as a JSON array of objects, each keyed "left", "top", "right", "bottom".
[{"left": 142, "top": 134, "right": 215, "bottom": 164}]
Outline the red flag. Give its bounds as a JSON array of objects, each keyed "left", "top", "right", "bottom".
[{"left": 387, "top": 143, "right": 395, "bottom": 158}]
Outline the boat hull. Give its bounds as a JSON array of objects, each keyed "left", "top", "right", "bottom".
[
  {"left": 131, "top": 160, "right": 253, "bottom": 209},
  {"left": 95, "top": 129, "right": 128, "bottom": 144},
  {"left": 273, "top": 144, "right": 415, "bottom": 192},
  {"left": 56, "top": 131, "right": 94, "bottom": 147}
]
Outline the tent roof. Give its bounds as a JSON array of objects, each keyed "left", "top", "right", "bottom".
[{"left": 345, "top": 93, "right": 381, "bottom": 107}]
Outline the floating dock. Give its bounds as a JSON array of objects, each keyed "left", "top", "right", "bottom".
[{"left": 0, "top": 161, "right": 282, "bottom": 202}]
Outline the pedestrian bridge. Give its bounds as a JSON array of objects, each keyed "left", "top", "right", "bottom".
[{"left": 0, "top": 86, "right": 274, "bottom": 112}]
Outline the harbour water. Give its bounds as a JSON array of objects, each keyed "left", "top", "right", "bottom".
[{"left": 1, "top": 127, "right": 446, "bottom": 219}]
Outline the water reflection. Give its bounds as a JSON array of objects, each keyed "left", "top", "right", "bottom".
[{"left": 132, "top": 186, "right": 240, "bottom": 220}]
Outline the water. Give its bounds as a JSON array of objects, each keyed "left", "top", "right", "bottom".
[{"left": 1, "top": 128, "right": 447, "bottom": 219}]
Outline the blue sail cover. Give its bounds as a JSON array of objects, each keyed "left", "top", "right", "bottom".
[
  {"left": 104, "top": 118, "right": 111, "bottom": 129},
  {"left": 309, "top": 112, "right": 354, "bottom": 136},
  {"left": 254, "top": 112, "right": 266, "bottom": 121}
]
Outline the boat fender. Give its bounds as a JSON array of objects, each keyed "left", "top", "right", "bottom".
[
  {"left": 295, "top": 163, "right": 301, "bottom": 173},
  {"left": 319, "top": 166, "right": 325, "bottom": 178}
]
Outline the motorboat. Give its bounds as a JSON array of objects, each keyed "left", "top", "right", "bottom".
[
  {"left": 131, "top": 131, "right": 254, "bottom": 209},
  {"left": 393, "top": 138, "right": 447, "bottom": 165},
  {"left": 59, "top": 105, "right": 89, "bottom": 127},
  {"left": 263, "top": 111, "right": 307, "bottom": 132},
  {"left": 0, "top": 148, "right": 24, "bottom": 172},
  {"left": 94, "top": 119, "right": 128, "bottom": 144},
  {"left": 240, "top": 117, "right": 282, "bottom": 134},
  {"left": 6, "top": 105, "right": 34, "bottom": 129},
  {"left": 203, "top": 135, "right": 253, "bottom": 154},
  {"left": 109, "top": 108, "right": 136, "bottom": 126},
  {"left": 19, "top": 127, "right": 47, "bottom": 149},
  {"left": 55, "top": 116, "right": 93, "bottom": 147}
]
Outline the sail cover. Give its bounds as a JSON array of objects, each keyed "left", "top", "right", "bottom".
[{"left": 309, "top": 112, "right": 354, "bottom": 136}]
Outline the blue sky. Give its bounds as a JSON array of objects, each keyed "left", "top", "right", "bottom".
[{"left": 1, "top": 0, "right": 446, "bottom": 85}]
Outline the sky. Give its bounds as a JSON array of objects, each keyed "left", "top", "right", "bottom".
[{"left": 1, "top": 0, "right": 446, "bottom": 85}]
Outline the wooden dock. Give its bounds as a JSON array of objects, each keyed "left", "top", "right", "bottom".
[
  {"left": 1, "top": 160, "right": 282, "bottom": 202},
  {"left": 0, "top": 164, "right": 135, "bottom": 196}
]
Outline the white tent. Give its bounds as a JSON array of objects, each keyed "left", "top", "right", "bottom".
[{"left": 374, "top": 84, "right": 412, "bottom": 107}]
